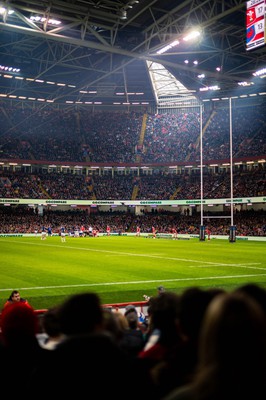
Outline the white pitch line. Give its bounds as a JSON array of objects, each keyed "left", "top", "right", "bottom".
[
  {"left": 0, "top": 239, "right": 262, "bottom": 268},
  {"left": 1, "top": 273, "right": 266, "bottom": 293},
  {"left": 189, "top": 263, "right": 266, "bottom": 271}
]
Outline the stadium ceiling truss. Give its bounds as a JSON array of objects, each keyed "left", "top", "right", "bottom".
[{"left": 0, "top": 0, "right": 265, "bottom": 108}]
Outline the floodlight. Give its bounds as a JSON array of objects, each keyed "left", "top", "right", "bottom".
[
  {"left": 183, "top": 30, "right": 201, "bottom": 41},
  {"left": 119, "top": 9, "right": 127, "bottom": 19}
]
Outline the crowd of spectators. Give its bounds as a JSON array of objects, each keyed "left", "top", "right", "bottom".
[
  {"left": 0, "top": 168, "right": 265, "bottom": 200},
  {"left": 0, "top": 284, "right": 265, "bottom": 399},
  {"left": 0, "top": 103, "right": 265, "bottom": 237},
  {"left": 0, "top": 103, "right": 265, "bottom": 164}
]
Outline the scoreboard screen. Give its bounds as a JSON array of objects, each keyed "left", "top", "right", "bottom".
[{"left": 246, "top": 0, "right": 265, "bottom": 50}]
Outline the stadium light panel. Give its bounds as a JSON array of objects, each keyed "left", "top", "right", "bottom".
[
  {"left": 30, "top": 15, "right": 62, "bottom": 25},
  {"left": 253, "top": 67, "right": 266, "bottom": 78},
  {"left": 156, "top": 40, "right": 180, "bottom": 54},
  {"left": 183, "top": 30, "right": 201, "bottom": 42}
]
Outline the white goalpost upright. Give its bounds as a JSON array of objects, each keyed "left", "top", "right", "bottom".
[{"left": 199, "top": 99, "right": 236, "bottom": 242}]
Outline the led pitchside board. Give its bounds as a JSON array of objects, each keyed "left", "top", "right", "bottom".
[{"left": 246, "top": 0, "right": 265, "bottom": 50}]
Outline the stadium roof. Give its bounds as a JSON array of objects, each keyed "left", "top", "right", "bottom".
[{"left": 0, "top": 0, "right": 265, "bottom": 107}]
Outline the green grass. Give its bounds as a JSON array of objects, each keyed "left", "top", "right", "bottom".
[{"left": 0, "top": 236, "right": 265, "bottom": 310}]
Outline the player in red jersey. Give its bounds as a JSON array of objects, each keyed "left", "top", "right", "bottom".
[{"left": 172, "top": 227, "right": 178, "bottom": 240}]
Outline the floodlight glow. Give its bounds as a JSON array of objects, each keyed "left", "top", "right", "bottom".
[
  {"left": 183, "top": 30, "right": 200, "bottom": 41},
  {"left": 0, "top": 64, "right": 20, "bottom": 73},
  {"left": 199, "top": 85, "right": 220, "bottom": 91},
  {"left": 238, "top": 81, "right": 254, "bottom": 86},
  {"left": 156, "top": 40, "right": 180, "bottom": 54},
  {"left": 30, "top": 15, "right": 61, "bottom": 25},
  {"left": 253, "top": 67, "right": 266, "bottom": 78}
]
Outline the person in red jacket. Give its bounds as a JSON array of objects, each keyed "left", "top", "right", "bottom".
[{"left": 3, "top": 290, "right": 31, "bottom": 309}]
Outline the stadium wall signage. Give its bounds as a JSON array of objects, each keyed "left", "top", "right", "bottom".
[{"left": 0, "top": 197, "right": 265, "bottom": 206}]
